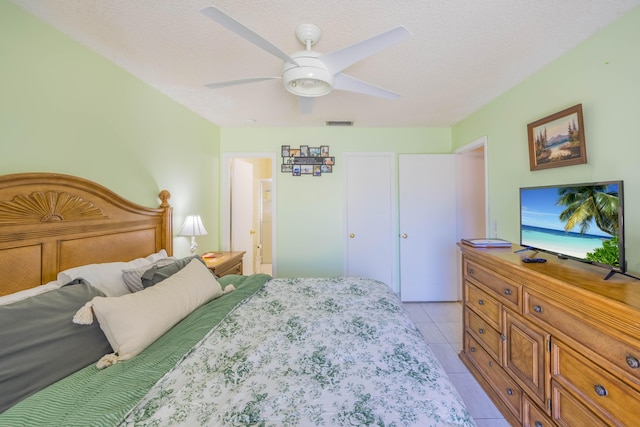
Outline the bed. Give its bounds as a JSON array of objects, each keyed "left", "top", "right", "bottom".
[{"left": 0, "top": 173, "right": 475, "bottom": 426}]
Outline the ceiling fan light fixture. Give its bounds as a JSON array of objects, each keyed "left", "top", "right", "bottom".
[
  {"left": 282, "top": 51, "right": 333, "bottom": 97},
  {"left": 283, "top": 67, "right": 333, "bottom": 96}
]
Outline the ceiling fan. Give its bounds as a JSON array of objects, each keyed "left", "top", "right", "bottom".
[{"left": 200, "top": 6, "right": 411, "bottom": 112}]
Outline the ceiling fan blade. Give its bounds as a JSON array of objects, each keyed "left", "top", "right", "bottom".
[
  {"left": 299, "top": 96, "right": 314, "bottom": 114},
  {"left": 320, "top": 26, "right": 411, "bottom": 75},
  {"left": 201, "top": 7, "right": 299, "bottom": 65},
  {"left": 333, "top": 73, "right": 401, "bottom": 100},
  {"left": 205, "top": 77, "right": 280, "bottom": 89}
]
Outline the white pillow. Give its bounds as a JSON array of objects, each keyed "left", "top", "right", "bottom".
[
  {"left": 145, "top": 249, "right": 169, "bottom": 263},
  {"left": 76, "top": 259, "right": 229, "bottom": 366},
  {"left": 0, "top": 281, "right": 61, "bottom": 306},
  {"left": 58, "top": 258, "right": 152, "bottom": 297}
]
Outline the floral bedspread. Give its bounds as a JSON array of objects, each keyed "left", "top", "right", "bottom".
[{"left": 121, "top": 277, "right": 476, "bottom": 427}]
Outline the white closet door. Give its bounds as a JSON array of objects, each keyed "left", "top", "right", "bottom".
[
  {"left": 399, "top": 154, "right": 457, "bottom": 301},
  {"left": 343, "top": 153, "right": 397, "bottom": 292}
]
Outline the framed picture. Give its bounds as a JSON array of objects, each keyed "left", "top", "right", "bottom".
[
  {"left": 527, "top": 104, "right": 587, "bottom": 171},
  {"left": 281, "top": 145, "right": 290, "bottom": 157},
  {"left": 300, "top": 145, "right": 309, "bottom": 157}
]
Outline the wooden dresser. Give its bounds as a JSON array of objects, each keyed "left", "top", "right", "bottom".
[{"left": 458, "top": 244, "right": 640, "bottom": 426}]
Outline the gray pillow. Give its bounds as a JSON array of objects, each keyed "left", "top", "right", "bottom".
[
  {"left": 122, "top": 257, "right": 177, "bottom": 292},
  {"left": 0, "top": 279, "right": 112, "bottom": 413},
  {"left": 141, "top": 255, "right": 208, "bottom": 288}
]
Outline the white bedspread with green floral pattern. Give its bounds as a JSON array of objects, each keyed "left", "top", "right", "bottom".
[{"left": 121, "top": 277, "right": 475, "bottom": 426}]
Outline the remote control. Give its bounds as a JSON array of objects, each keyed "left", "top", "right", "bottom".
[{"left": 522, "top": 257, "right": 547, "bottom": 263}]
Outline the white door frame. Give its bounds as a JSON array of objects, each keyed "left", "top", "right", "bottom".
[
  {"left": 454, "top": 136, "right": 489, "bottom": 236},
  {"left": 221, "top": 152, "right": 277, "bottom": 277}
]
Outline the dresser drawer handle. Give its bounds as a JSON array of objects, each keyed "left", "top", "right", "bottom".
[
  {"left": 506, "top": 388, "right": 514, "bottom": 396},
  {"left": 470, "top": 346, "right": 476, "bottom": 353},
  {"left": 533, "top": 305, "right": 543, "bottom": 313},
  {"left": 504, "top": 288, "right": 512, "bottom": 296},
  {"left": 534, "top": 422, "right": 543, "bottom": 427},
  {"left": 626, "top": 355, "right": 640, "bottom": 369},
  {"left": 594, "top": 384, "right": 608, "bottom": 397},
  {"left": 501, "top": 335, "right": 506, "bottom": 342},
  {"left": 478, "top": 328, "right": 485, "bottom": 334},
  {"left": 468, "top": 267, "right": 475, "bottom": 275},
  {"left": 478, "top": 299, "right": 484, "bottom": 305}
]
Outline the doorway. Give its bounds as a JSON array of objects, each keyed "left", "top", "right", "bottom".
[
  {"left": 454, "top": 136, "right": 488, "bottom": 298},
  {"left": 221, "top": 153, "right": 277, "bottom": 277}
]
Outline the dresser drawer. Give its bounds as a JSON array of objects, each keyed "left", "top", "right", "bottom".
[
  {"left": 552, "top": 340, "right": 640, "bottom": 426},
  {"left": 466, "top": 307, "right": 502, "bottom": 363},
  {"left": 466, "top": 334, "right": 522, "bottom": 421},
  {"left": 465, "top": 259, "right": 520, "bottom": 310},
  {"left": 523, "top": 396, "right": 553, "bottom": 427},
  {"left": 466, "top": 281, "right": 501, "bottom": 330},
  {"left": 525, "top": 290, "right": 640, "bottom": 386},
  {"left": 551, "top": 381, "right": 610, "bottom": 427},
  {"left": 215, "top": 261, "right": 242, "bottom": 277}
]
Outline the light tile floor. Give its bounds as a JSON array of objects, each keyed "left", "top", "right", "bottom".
[{"left": 402, "top": 301, "right": 510, "bottom": 427}]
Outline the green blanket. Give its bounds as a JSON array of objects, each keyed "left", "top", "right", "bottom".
[{"left": 0, "top": 274, "right": 271, "bottom": 427}]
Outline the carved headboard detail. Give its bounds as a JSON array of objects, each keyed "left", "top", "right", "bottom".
[
  {"left": 0, "top": 191, "right": 107, "bottom": 224},
  {"left": 0, "top": 173, "right": 173, "bottom": 296}
]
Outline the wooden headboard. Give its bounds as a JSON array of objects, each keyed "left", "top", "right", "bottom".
[{"left": 0, "top": 173, "right": 172, "bottom": 296}]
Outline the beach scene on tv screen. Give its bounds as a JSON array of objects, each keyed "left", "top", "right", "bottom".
[{"left": 520, "top": 183, "right": 620, "bottom": 261}]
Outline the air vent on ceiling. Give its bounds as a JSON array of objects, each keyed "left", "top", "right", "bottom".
[{"left": 326, "top": 121, "right": 353, "bottom": 127}]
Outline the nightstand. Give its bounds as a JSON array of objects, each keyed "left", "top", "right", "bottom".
[{"left": 201, "top": 251, "right": 245, "bottom": 277}]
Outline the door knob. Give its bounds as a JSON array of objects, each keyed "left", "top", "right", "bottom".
[
  {"left": 349, "top": 233, "right": 355, "bottom": 238},
  {"left": 249, "top": 229, "right": 256, "bottom": 235},
  {"left": 401, "top": 233, "right": 408, "bottom": 239}
]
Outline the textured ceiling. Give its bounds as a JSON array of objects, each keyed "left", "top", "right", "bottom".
[{"left": 10, "top": 0, "right": 640, "bottom": 127}]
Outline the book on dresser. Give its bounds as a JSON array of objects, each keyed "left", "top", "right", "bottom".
[{"left": 460, "top": 238, "right": 512, "bottom": 248}]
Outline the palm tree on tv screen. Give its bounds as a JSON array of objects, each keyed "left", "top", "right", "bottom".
[
  {"left": 556, "top": 185, "right": 619, "bottom": 266},
  {"left": 556, "top": 185, "right": 618, "bottom": 236}
]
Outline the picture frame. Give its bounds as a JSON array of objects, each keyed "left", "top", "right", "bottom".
[
  {"left": 527, "top": 104, "right": 587, "bottom": 171},
  {"left": 281, "top": 144, "right": 334, "bottom": 176}
]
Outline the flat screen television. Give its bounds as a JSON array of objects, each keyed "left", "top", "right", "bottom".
[{"left": 519, "top": 181, "right": 625, "bottom": 277}]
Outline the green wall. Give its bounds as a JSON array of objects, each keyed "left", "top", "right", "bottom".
[
  {"left": 0, "top": 0, "right": 222, "bottom": 256},
  {"left": 221, "top": 127, "right": 451, "bottom": 277},
  {"left": 4, "top": 0, "right": 639, "bottom": 275},
  {"left": 452, "top": 6, "right": 640, "bottom": 273}
]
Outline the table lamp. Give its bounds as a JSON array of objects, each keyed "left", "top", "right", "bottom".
[{"left": 179, "top": 214, "right": 208, "bottom": 255}]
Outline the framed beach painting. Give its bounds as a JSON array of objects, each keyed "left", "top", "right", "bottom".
[{"left": 527, "top": 104, "right": 587, "bottom": 171}]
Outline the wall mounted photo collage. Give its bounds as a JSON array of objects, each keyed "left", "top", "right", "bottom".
[{"left": 281, "top": 145, "right": 335, "bottom": 176}]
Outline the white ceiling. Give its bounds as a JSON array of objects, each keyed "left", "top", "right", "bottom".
[{"left": 11, "top": 0, "right": 640, "bottom": 127}]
